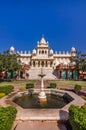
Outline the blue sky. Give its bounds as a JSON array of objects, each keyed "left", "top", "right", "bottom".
[{"left": 0, "top": 0, "right": 86, "bottom": 53}]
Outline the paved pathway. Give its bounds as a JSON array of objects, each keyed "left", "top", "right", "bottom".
[{"left": 13, "top": 120, "right": 67, "bottom": 130}]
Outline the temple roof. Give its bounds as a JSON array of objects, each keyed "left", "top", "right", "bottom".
[
  {"left": 39, "top": 36, "right": 47, "bottom": 44},
  {"left": 37, "top": 36, "right": 49, "bottom": 48}
]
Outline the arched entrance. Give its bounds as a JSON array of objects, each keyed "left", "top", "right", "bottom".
[{"left": 41, "top": 61, "right": 44, "bottom": 67}]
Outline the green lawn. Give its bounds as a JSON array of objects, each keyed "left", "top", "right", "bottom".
[
  {"left": 0, "top": 80, "right": 36, "bottom": 87},
  {"left": 48, "top": 80, "right": 86, "bottom": 90},
  {"left": 0, "top": 80, "right": 86, "bottom": 90}
]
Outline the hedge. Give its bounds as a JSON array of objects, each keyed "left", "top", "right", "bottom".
[
  {"left": 74, "top": 84, "right": 82, "bottom": 93},
  {"left": 0, "top": 85, "right": 14, "bottom": 95},
  {"left": 50, "top": 83, "right": 57, "bottom": 88},
  {"left": 81, "top": 95, "right": 86, "bottom": 100},
  {"left": 0, "top": 93, "right": 6, "bottom": 98},
  {"left": 26, "top": 83, "right": 34, "bottom": 89},
  {"left": 82, "top": 103, "right": 86, "bottom": 109},
  {"left": 0, "top": 106, "right": 17, "bottom": 130},
  {"left": 19, "top": 87, "right": 26, "bottom": 91},
  {"left": 0, "top": 78, "right": 3, "bottom": 82},
  {"left": 69, "top": 105, "right": 86, "bottom": 130}
]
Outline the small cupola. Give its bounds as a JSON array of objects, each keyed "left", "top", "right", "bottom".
[
  {"left": 10, "top": 46, "right": 15, "bottom": 53},
  {"left": 32, "top": 49, "right": 36, "bottom": 55},
  {"left": 50, "top": 49, "right": 53, "bottom": 55}
]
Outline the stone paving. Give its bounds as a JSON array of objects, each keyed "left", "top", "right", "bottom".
[
  {"left": 13, "top": 120, "right": 67, "bottom": 130},
  {"left": 0, "top": 88, "right": 85, "bottom": 130},
  {"left": 10, "top": 89, "right": 85, "bottom": 121}
]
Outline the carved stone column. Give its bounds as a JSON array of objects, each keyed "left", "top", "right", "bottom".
[
  {"left": 31, "top": 61, "right": 33, "bottom": 67},
  {"left": 44, "top": 61, "right": 46, "bottom": 67},
  {"left": 35, "top": 61, "right": 38, "bottom": 67},
  {"left": 47, "top": 61, "right": 50, "bottom": 68},
  {"left": 40, "top": 61, "right": 42, "bottom": 68}
]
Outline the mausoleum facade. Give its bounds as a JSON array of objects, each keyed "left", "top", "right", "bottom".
[{"left": 10, "top": 36, "right": 76, "bottom": 80}]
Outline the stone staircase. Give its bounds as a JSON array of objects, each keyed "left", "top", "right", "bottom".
[{"left": 28, "top": 68, "right": 58, "bottom": 80}]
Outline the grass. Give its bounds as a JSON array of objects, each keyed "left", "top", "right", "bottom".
[
  {"left": 0, "top": 80, "right": 86, "bottom": 90},
  {"left": 0, "top": 80, "right": 36, "bottom": 87},
  {"left": 48, "top": 80, "right": 86, "bottom": 90}
]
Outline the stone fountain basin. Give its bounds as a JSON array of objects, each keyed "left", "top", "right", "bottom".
[
  {"left": 13, "top": 89, "right": 73, "bottom": 109},
  {"left": 2, "top": 89, "right": 86, "bottom": 121}
]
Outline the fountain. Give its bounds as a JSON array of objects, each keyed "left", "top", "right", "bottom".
[
  {"left": 12, "top": 68, "right": 74, "bottom": 109},
  {"left": 38, "top": 68, "right": 47, "bottom": 103}
]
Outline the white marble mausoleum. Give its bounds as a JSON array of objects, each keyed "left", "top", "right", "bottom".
[{"left": 10, "top": 36, "right": 76, "bottom": 80}]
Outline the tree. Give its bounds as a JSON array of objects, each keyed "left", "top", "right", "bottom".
[
  {"left": 0, "top": 50, "right": 22, "bottom": 79},
  {"left": 70, "top": 50, "right": 86, "bottom": 71},
  {"left": 80, "top": 53, "right": 86, "bottom": 71}
]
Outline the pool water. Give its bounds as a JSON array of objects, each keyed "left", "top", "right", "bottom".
[{"left": 13, "top": 94, "right": 70, "bottom": 109}]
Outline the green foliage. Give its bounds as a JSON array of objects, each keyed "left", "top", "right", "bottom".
[
  {"left": 81, "top": 103, "right": 86, "bottom": 109},
  {"left": 74, "top": 84, "right": 82, "bottom": 93},
  {"left": 19, "top": 87, "right": 26, "bottom": 91},
  {"left": 0, "top": 85, "right": 14, "bottom": 95},
  {"left": 60, "top": 87, "right": 65, "bottom": 90},
  {"left": 0, "top": 93, "right": 6, "bottom": 98},
  {"left": 81, "top": 96, "right": 86, "bottom": 100},
  {"left": 26, "top": 83, "right": 34, "bottom": 89},
  {"left": 50, "top": 83, "right": 57, "bottom": 88},
  {"left": 0, "top": 53, "right": 22, "bottom": 77},
  {"left": 0, "top": 106, "right": 17, "bottom": 130},
  {"left": 69, "top": 105, "right": 86, "bottom": 130},
  {"left": 70, "top": 50, "right": 86, "bottom": 72},
  {"left": 0, "top": 78, "right": 3, "bottom": 82}
]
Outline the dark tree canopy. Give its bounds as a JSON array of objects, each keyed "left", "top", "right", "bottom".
[
  {"left": 70, "top": 50, "right": 86, "bottom": 71},
  {"left": 0, "top": 50, "right": 22, "bottom": 72}
]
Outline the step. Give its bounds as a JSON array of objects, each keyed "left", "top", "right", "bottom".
[
  {"left": 28, "top": 68, "right": 58, "bottom": 80},
  {"left": 14, "top": 120, "right": 67, "bottom": 130}
]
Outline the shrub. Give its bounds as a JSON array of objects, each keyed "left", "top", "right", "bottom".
[
  {"left": 19, "top": 87, "right": 26, "bottom": 91},
  {"left": 69, "top": 105, "right": 86, "bottom": 130},
  {"left": 60, "top": 88, "right": 65, "bottom": 90},
  {"left": 81, "top": 103, "right": 86, "bottom": 109},
  {"left": 0, "top": 78, "right": 3, "bottom": 82},
  {"left": 50, "top": 83, "right": 57, "bottom": 88},
  {"left": 74, "top": 84, "right": 82, "bottom": 93},
  {"left": 0, "top": 106, "right": 17, "bottom": 130},
  {"left": 0, "top": 85, "right": 14, "bottom": 95},
  {"left": 26, "top": 83, "right": 34, "bottom": 89},
  {"left": 0, "top": 93, "right": 6, "bottom": 98},
  {"left": 81, "top": 96, "right": 86, "bottom": 100}
]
